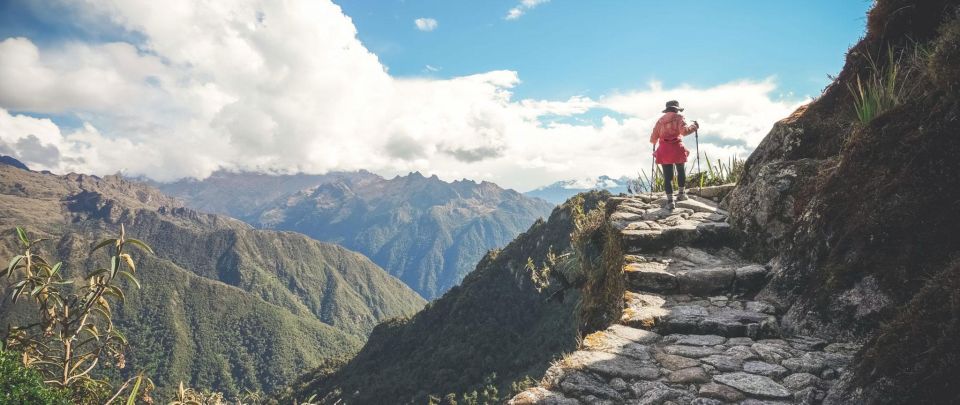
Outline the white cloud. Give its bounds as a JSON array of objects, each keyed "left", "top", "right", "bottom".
[
  {"left": 505, "top": 0, "right": 550, "bottom": 20},
  {"left": 414, "top": 17, "right": 437, "bottom": 32},
  {"left": 0, "top": 0, "right": 805, "bottom": 191},
  {"left": 602, "top": 79, "right": 808, "bottom": 148}
]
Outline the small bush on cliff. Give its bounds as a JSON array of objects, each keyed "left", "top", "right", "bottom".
[{"left": 571, "top": 195, "right": 624, "bottom": 333}]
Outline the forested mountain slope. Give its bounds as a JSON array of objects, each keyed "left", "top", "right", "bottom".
[
  {"left": 284, "top": 192, "right": 611, "bottom": 404},
  {"left": 0, "top": 163, "right": 425, "bottom": 397},
  {"left": 158, "top": 171, "right": 555, "bottom": 299}
]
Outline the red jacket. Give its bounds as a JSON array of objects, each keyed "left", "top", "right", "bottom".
[{"left": 650, "top": 112, "right": 697, "bottom": 164}]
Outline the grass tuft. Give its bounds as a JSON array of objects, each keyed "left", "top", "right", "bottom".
[
  {"left": 630, "top": 153, "right": 744, "bottom": 193},
  {"left": 848, "top": 45, "right": 927, "bottom": 124}
]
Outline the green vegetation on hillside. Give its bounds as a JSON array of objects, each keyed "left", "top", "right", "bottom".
[
  {"left": 3, "top": 226, "right": 152, "bottom": 403},
  {"left": 283, "top": 191, "right": 611, "bottom": 404},
  {"left": 158, "top": 171, "right": 554, "bottom": 299},
  {"left": 631, "top": 154, "right": 744, "bottom": 194},
  {"left": 0, "top": 166, "right": 425, "bottom": 398},
  {"left": 0, "top": 349, "right": 70, "bottom": 405}
]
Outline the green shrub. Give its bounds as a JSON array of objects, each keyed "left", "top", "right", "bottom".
[
  {"left": 0, "top": 349, "right": 70, "bottom": 405},
  {"left": 571, "top": 196, "right": 623, "bottom": 333},
  {"left": 689, "top": 153, "right": 745, "bottom": 188},
  {"left": 631, "top": 153, "right": 744, "bottom": 193},
  {"left": 848, "top": 45, "right": 926, "bottom": 124},
  {"left": 2, "top": 225, "right": 154, "bottom": 403}
]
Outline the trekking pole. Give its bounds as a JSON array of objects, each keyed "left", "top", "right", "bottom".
[
  {"left": 694, "top": 124, "right": 701, "bottom": 192},
  {"left": 650, "top": 144, "right": 656, "bottom": 198}
]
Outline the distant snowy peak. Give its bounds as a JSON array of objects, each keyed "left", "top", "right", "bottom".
[
  {"left": 525, "top": 175, "right": 631, "bottom": 204},
  {"left": 533, "top": 175, "right": 629, "bottom": 191}
]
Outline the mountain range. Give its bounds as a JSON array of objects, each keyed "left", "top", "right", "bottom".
[
  {"left": 155, "top": 171, "right": 555, "bottom": 299},
  {"left": 0, "top": 159, "right": 425, "bottom": 397},
  {"left": 523, "top": 175, "right": 631, "bottom": 204}
]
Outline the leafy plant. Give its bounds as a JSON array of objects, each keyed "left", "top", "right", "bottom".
[
  {"left": 630, "top": 166, "right": 665, "bottom": 194},
  {"left": 525, "top": 247, "right": 574, "bottom": 292},
  {"left": 2, "top": 225, "right": 154, "bottom": 403},
  {"left": 848, "top": 45, "right": 926, "bottom": 124},
  {"left": 166, "top": 381, "right": 275, "bottom": 405},
  {"left": 0, "top": 348, "right": 70, "bottom": 404},
  {"left": 631, "top": 153, "right": 743, "bottom": 194},
  {"left": 688, "top": 153, "right": 745, "bottom": 188}
]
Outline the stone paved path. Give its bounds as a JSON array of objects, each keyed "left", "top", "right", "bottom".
[{"left": 510, "top": 194, "right": 860, "bottom": 405}]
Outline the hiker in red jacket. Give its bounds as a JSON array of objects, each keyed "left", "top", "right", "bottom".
[{"left": 650, "top": 100, "right": 699, "bottom": 210}]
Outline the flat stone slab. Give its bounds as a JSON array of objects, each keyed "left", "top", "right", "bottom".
[
  {"left": 563, "top": 351, "right": 660, "bottom": 379},
  {"left": 675, "top": 197, "right": 726, "bottom": 214},
  {"left": 508, "top": 387, "right": 579, "bottom": 405},
  {"left": 654, "top": 352, "right": 700, "bottom": 370},
  {"left": 668, "top": 366, "right": 711, "bottom": 384},
  {"left": 663, "top": 345, "right": 720, "bottom": 358},
  {"left": 621, "top": 292, "right": 668, "bottom": 328},
  {"left": 581, "top": 330, "right": 652, "bottom": 361},
  {"left": 782, "top": 373, "right": 821, "bottom": 390},
  {"left": 558, "top": 370, "right": 623, "bottom": 400},
  {"left": 699, "top": 382, "right": 746, "bottom": 402},
  {"left": 607, "top": 324, "right": 661, "bottom": 344},
  {"left": 713, "top": 372, "right": 791, "bottom": 398},
  {"left": 671, "top": 334, "right": 727, "bottom": 346},
  {"left": 752, "top": 343, "right": 795, "bottom": 364},
  {"left": 743, "top": 361, "right": 789, "bottom": 378},
  {"left": 657, "top": 305, "right": 780, "bottom": 339},
  {"left": 630, "top": 381, "right": 693, "bottom": 404},
  {"left": 725, "top": 345, "right": 759, "bottom": 360},
  {"left": 700, "top": 355, "right": 744, "bottom": 371}
]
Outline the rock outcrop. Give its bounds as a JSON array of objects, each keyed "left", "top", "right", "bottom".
[
  {"left": 511, "top": 195, "right": 859, "bottom": 404},
  {"left": 723, "top": 0, "right": 960, "bottom": 402}
]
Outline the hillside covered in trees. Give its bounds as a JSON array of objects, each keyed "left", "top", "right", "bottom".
[{"left": 0, "top": 161, "right": 425, "bottom": 398}]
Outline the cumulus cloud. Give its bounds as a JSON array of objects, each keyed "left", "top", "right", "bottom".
[
  {"left": 0, "top": 0, "right": 805, "bottom": 191},
  {"left": 506, "top": 0, "right": 550, "bottom": 20},
  {"left": 414, "top": 18, "right": 438, "bottom": 32},
  {"left": 602, "top": 80, "right": 807, "bottom": 148}
]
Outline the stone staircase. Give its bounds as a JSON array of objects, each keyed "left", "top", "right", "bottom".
[{"left": 510, "top": 194, "right": 859, "bottom": 405}]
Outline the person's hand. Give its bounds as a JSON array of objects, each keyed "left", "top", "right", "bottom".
[{"left": 692, "top": 120, "right": 700, "bottom": 129}]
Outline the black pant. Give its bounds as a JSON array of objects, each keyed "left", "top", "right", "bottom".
[{"left": 661, "top": 163, "right": 686, "bottom": 197}]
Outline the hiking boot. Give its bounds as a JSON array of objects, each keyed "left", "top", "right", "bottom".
[
  {"left": 663, "top": 199, "right": 676, "bottom": 210},
  {"left": 676, "top": 189, "right": 688, "bottom": 201}
]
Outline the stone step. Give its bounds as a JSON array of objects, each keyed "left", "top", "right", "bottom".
[
  {"left": 624, "top": 247, "right": 768, "bottom": 296},
  {"left": 621, "top": 221, "right": 733, "bottom": 253},
  {"left": 610, "top": 195, "right": 733, "bottom": 253},
  {"left": 621, "top": 291, "right": 781, "bottom": 339},
  {"left": 510, "top": 323, "right": 859, "bottom": 405}
]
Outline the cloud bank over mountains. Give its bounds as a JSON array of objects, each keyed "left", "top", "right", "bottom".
[{"left": 0, "top": 0, "right": 805, "bottom": 190}]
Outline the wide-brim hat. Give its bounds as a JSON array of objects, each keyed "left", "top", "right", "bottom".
[{"left": 663, "top": 100, "right": 684, "bottom": 113}]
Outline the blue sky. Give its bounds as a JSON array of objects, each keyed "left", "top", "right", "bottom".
[
  {"left": 0, "top": 0, "right": 874, "bottom": 190},
  {"left": 337, "top": 0, "right": 872, "bottom": 100}
]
